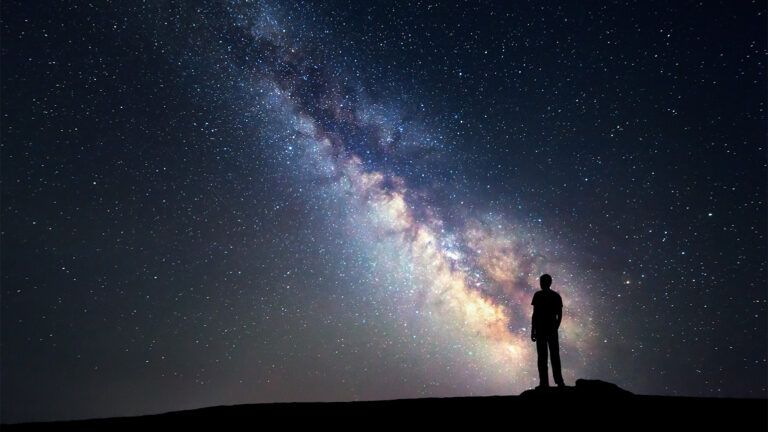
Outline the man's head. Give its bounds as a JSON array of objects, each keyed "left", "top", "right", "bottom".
[{"left": 540, "top": 274, "right": 552, "bottom": 290}]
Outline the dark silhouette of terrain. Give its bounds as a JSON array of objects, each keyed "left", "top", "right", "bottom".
[{"left": 5, "top": 379, "right": 766, "bottom": 430}]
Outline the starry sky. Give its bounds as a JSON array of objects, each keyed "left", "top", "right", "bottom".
[{"left": 2, "top": 0, "right": 766, "bottom": 423}]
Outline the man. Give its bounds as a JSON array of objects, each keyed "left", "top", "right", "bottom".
[{"left": 531, "top": 273, "right": 565, "bottom": 388}]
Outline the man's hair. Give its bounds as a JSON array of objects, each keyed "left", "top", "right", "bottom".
[{"left": 540, "top": 274, "right": 552, "bottom": 289}]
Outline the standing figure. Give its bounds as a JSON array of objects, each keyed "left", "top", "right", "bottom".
[{"left": 531, "top": 273, "right": 565, "bottom": 388}]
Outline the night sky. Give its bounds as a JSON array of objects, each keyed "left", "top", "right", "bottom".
[{"left": 2, "top": 0, "right": 766, "bottom": 423}]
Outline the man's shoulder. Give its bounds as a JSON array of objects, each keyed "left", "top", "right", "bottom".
[
  {"left": 531, "top": 290, "right": 541, "bottom": 304},
  {"left": 551, "top": 290, "right": 563, "bottom": 305}
]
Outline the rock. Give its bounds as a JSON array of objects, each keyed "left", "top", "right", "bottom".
[{"left": 574, "top": 378, "right": 634, "bottom": 396}]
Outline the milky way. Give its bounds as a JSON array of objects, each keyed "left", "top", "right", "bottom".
[
  {"left": 227, "top": 2, "right": 596, "bottom": 391},
  {"left": 2, "top": 0, "right": 765, "bottom": 423}
]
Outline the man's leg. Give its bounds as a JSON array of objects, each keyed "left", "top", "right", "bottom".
[
  {"left": 549, "top": 331, "right": 564, "bottom": 386},
  {"left": 536, "top": 337, "right": 549, "bottom": 387}
]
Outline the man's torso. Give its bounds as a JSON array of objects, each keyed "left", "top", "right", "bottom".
[{"left": 532, "top": 289, "right": 562, "bottom": 334}]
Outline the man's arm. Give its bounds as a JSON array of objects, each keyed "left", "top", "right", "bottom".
[
  {"left": 531, "top": 292, "right": 538, "bottom": 341},
  {"left": 555, "top": 305, "right": 562, "bottom": 329}
]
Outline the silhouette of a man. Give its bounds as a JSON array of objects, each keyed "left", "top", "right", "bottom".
[{"left": 531, "top": 273, "right": 565, "bottom": 388}]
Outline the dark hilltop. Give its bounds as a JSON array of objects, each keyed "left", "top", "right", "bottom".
[{"left": 6, "top": 380, "right": 766, "bottom": 430}]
